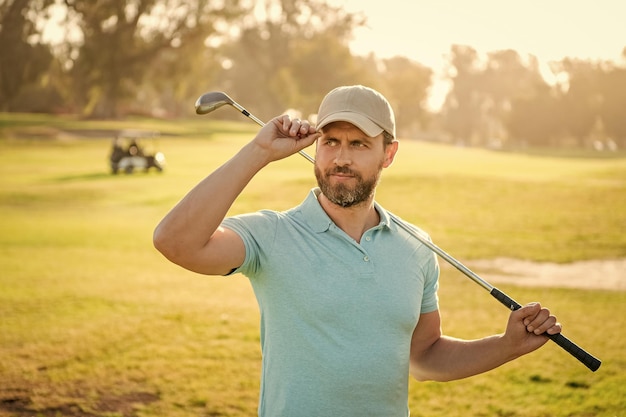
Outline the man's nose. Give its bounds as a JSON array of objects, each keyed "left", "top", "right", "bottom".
[{"left": 333, "top": 145, "right": 351, "bottom": 165}]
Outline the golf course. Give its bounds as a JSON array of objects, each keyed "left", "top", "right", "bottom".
[{"left": 1, "top": 113, "right": 625, "bottom": 416}]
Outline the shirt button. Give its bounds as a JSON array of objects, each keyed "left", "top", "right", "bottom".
[
  {"left": 364, "top": 256, "right": 370, "bottom": 262},
  {"left": 365, "top": 236, "right": 371, "bottom": 241}
]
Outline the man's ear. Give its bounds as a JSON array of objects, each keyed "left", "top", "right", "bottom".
[{"left": 383, "top": 140, "right": 399, "bottom": 168}]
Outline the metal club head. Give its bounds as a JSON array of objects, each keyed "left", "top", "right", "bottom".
[{"left": 195, "top": 91, "right": 236, "bottom": 115}]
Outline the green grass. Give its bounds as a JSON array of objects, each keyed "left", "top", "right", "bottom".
[
  {"left": 0, "top": 114, "right": 625, "bottom": 416},
  {"left": 381, "top": 143, "right": 626, "bottom": 261}
]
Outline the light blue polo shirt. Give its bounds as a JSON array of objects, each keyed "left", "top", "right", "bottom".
[{"left": 222, "top": 188, "right": 439, "bottom": 417}]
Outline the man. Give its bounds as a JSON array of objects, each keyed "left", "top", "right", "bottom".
[{"left": 153, "top": 85, "right": 561, "bottom": 416}]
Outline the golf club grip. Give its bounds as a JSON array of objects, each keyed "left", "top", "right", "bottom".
[{"left": 490, "top": 288, "right": 601, "bottom": 372}]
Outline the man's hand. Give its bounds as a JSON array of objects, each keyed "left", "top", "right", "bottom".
[
  {"left": 504, "top": 302, "right": 562, "bottom": 356},
  {"left": 252, "top": 115, "right": 319, "bottom": 163}
]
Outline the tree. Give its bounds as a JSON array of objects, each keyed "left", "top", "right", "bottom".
[
  {"left": 215, "top": 0, "right": 367, "bottom": 121},
  {"left": 379, "top": 56, "right": 432, "bottom": 137},
  {"left": 440, "top": 44, "right": 484, "bottom": 145},
  {"left": 482, "top": 50, "right": 545, "bottom": 145},
  {"left": 551, "top": 58, "right": 602, "bottom": 147},
  {"left": 133, "top": 10, "right": 226, "bottom": 117},
  {"left": 598, "top": 64, "right": 626, "bottom": 148},
  {"left": 507, "top": 82, "right": 563, "bottom": 147},
  {"left": 0, "top": 0, "right": 54, "bottom": 111},
  {"left": 289, "top": 35, "right": 379, "bottom": 118},
  {"left": 62, "top": 0, "right": 246, "bottom": 118}
]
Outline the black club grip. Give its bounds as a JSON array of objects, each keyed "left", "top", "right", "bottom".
[{"left": 490, "top": 287, "right": 601, "bottom": 372}]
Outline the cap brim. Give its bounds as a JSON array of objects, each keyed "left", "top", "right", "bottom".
[{"left": 316, "top": 111, "right": 384, "bottom": 137}]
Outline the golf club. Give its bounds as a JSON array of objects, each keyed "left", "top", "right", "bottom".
[
  {"left": 194, "top": 91, "right": 601, "bottom": 372},
  {"left": 195, "top": 92, "right": 315, "bottom": 163}
]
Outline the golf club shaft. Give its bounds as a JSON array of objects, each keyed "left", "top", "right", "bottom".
[
  {"left": 197, "top": 93, "right": 601, "bottom": 372},
  {"left": 229, "top": 100, "right": 316, "bottom": 164}
]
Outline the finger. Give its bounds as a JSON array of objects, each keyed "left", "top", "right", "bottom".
[
  {"left": 280, "top": 116, "right": 300, "bottom": 135},
  {"left": 526, "top": 312, "right": 548, "bottom": 333},
  {"left": 277, "top": 115, "right": 294, "bottom": 129},
  {"left": 518, "top": 302, "right": 541, "bottom": 326},
  {"left": 299, "top": 121, "right": 312, "bottom": 134},
  {"left": 297, "top": 121, "right": 316, "bottom": 138},
  {"left": 546, "top": 321, "right": 562, "bottom": 335},
  {"left": 529, "top": 312, "right": 558, "bottom": 335},
  {"left": 290, "top": 120, "right": 302, "bottom": 136},
  {"left": 525, "top": 307, "right": 559, "bottom": 335},
  {"left": 296, "top": 131, "right": 321, "bottom": 148},
  {"left": 516, "top": 302, "right": 544, "bottom": 331}
]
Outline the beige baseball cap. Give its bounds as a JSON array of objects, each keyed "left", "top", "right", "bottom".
[{"left": 316, "top": 85, "right": 395, "bottom": 138}]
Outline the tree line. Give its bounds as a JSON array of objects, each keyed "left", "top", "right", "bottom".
[{"left": 1, "top": 0, "right": 625, "bottom": 149}]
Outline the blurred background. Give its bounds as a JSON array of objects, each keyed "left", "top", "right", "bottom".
[{"left": 1, "top": 0, "right": 625, "bottom": 150}]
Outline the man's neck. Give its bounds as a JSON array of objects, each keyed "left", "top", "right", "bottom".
[{"left": 318, "top": 192, "right": 379, "bottom": 243}]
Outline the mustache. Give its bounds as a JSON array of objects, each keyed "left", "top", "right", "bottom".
[{"left": 327, "top": 166, "right": 357, "bottom": 176}]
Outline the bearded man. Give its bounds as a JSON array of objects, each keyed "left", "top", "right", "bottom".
[{"left": 154, "top": 85, "right": 561, "bottom": 417}]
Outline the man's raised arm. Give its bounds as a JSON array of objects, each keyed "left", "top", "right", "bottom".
[{"left": 153, "top": 115, "right": 319, "bottom": 275}]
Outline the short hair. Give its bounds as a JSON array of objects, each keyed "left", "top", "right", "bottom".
[{"left": 383, "top": 131, "right": 395, "bottom": 145}]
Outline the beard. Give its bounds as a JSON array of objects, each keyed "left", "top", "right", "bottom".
[{"left": 315, "top": 164, "right": 382, "bottom": 208}]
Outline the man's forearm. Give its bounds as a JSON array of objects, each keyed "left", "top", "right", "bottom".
[{"left": 410, "top": 334, "right": 519, "bottom": 382}]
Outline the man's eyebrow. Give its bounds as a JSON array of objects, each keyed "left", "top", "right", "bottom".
[
  {"left": 351, "top": 136, "right": 374, "bottom": 144},
  {"left": 319, "top": 131, "right": 372, "bottom": 142}
]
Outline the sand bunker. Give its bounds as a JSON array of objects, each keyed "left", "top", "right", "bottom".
[{"left": 461, "top": 258, "right": 625, "bottom": 291}]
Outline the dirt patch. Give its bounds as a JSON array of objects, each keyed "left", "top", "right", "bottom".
[
  {"left": 0, "top": 389, "right": 159, "bottom": 417},
  {"left": 96, "top": 392, "right": 160, "bottom": 416},
  {"left": 463, "top": 258, "right": 625, "bottom": 291}
]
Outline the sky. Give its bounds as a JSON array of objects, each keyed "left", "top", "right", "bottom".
[{"left": 326, "top": 0, "right": 626, "bottom": 108}]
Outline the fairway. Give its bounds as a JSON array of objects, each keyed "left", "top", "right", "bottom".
[{"left": 1, "top": 117, "right": 625, "bottom": 416}]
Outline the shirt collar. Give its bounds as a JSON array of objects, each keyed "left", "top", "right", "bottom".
[{"left": 299, "top": 188, "right": 391, "bottom": 233}]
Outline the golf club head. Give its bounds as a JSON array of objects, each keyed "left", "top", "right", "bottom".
[{"left": 195, "top": 91, "right": 236, "bottom": 115}]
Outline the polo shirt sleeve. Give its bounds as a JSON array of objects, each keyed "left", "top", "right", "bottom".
[
  {"left": 221, "top": 210, "right": 278, "bottom": 276},
  {"left": 420, "top": 248, "right": 440, "bottom": 313},
  {"left": 391, "top": 215, "right": 441, "bottom": 314}
]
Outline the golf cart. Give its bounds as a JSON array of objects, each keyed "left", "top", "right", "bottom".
[{"left": 109, "top": 130, "right": 165, "bottom": 174}]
